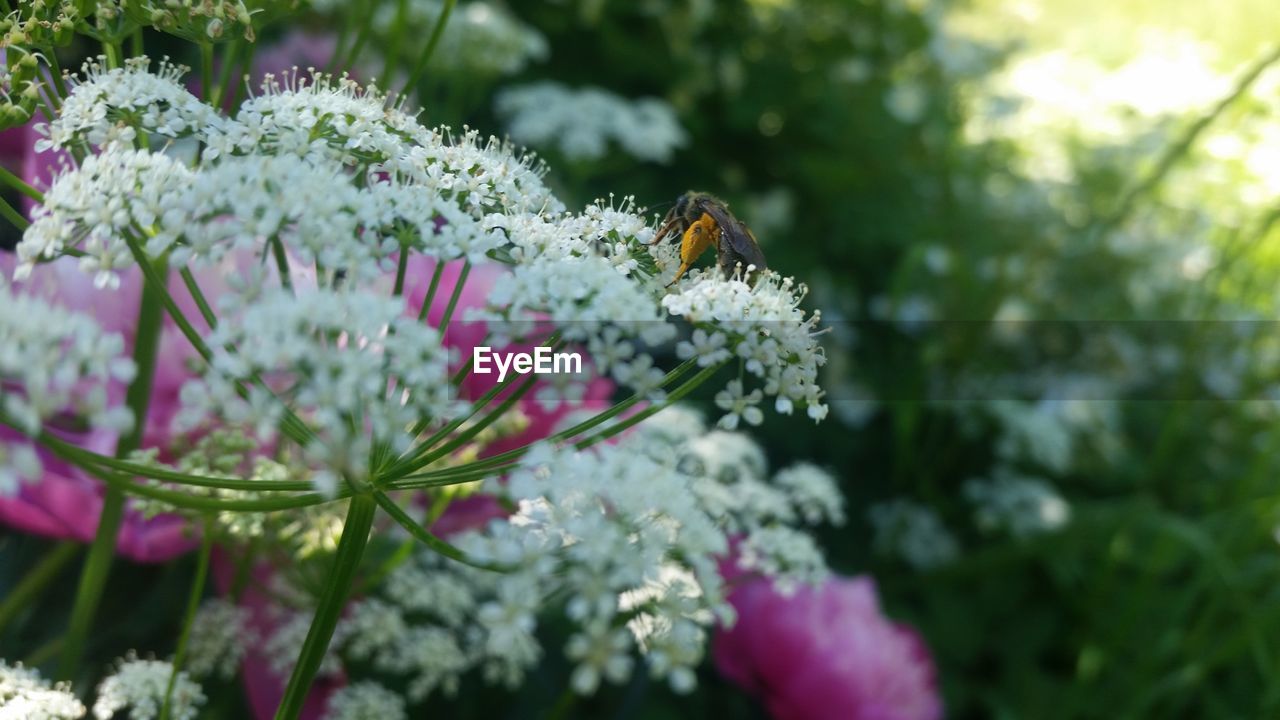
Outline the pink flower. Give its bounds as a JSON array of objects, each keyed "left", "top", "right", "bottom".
[
  {"left": 0, "top": 254, "right": 232, "bottom": 562},
  {"left": 714, "top": 574, "right": 944, "bottom": 720}
]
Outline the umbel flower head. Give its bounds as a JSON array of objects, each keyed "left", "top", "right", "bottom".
[
  {"left": 2, "top": 55, "right": 835, "bottom": 706},
  {"left": 14, "top": 57, "right": 827, "bottom": 466},
  {"left": 0, "top": 660, "right": 85, "bottom": 719}
]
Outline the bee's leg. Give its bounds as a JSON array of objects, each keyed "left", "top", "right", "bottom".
[
  {"left": 666, "top": 214, "right": 718, "bottom": 287},
  {"left": 649, "top": 215, "right": 684, "bottom": 245}
]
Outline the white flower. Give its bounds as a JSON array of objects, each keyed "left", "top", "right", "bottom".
[
  {"left": 333, "top": 415, "right": 838, "bottom": 699},
  {"left": 0, "top": 285, "right": 136, "bottom": 435},
  {"left": 323, "top": 682, "right": 406, "bottom": 720},
  {"left": 964, "top": 470, "right": 1071, "bottom": 538},
  {"left": 93, "top": 656, "right": 204, "bottom": 720},
  {"left": 264, "top": 612, "right": 345, "bottom": 679},
  {"left": 0, "top": 443, "right": 41, "bottom": 496},
  {"left": 684, "top": 430, "right": 767, "bottom": 482},
  {"left": 368, "top": 0, "right": 547, "bottom": 77},
  {"left": 0, "top": 660, "right": 85, "bottom": 720},
  {"left": 342, "top": 599, "right": 409, "bottom": 664},
  {"left": 175, "top": 286, "right": 461, "bottom": 493},
  {"left": 734, "top": 526, "right": 828, "bottom": 593},
  {"left": 18, "top": 145, "right": 192, "bottom": 286},
  {"left": 496, "top": 82, "right": 688, "bottom": 163},
  {"left": 566, "top": 625, "right": 633, "bottom": 694},
  {"left": 663, "top": 272, "right": 827, "bottom": 423},
  {"left": 714, "top": 380, "right": 764, "bottom": 430},
  {"left": 611, "top": 355, "right": 668, "bottom": 402},
  {"left": 868, "top": 499, "right": 959, "bottom": 570},
  {"left": 36, "top": 57, "right": 224, "bottom": 153},
  {"left": 185, "top": 599, "right": 254, "bottom": 679},
  {"left": 676, "top": 329, "right": 732, "bottom": 367},
  {"left": 773, "top": 462, "right": 845, "bottom": 526}
]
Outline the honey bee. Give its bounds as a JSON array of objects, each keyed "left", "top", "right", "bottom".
[{"left": 651, "top": 191, "right": 767, "bottom": 286}]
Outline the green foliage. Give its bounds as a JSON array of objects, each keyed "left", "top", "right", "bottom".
[{"left": 467, "top": 1, "right": 1280, "bottom": 717}]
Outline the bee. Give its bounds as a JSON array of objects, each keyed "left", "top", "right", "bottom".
[{"left": 651, "top": 191, "right": 767, "bottom": 286}]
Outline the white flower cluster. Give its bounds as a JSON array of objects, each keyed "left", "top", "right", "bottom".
[
  {"left": 184, "top": 599, "right": 256, "bottom": 679},
  {"left": 322, "top": 682, "right": 406, "bottom": 720},
  {"left": 663, "top": 273, "right": 828, "bottom": 426},
  {"left": 175, "top": 287, "right": 460, "bottom": 494},
  {"left": 0, "top": 442, "right": 41, "bottom": 496},
  {"left": 985, "top": 398, "right": 1120, "bottom": 476},
  {"left": 19, "top": 147, "right": 193, "bottom": 288},
  {"left": 330, "top": 407, "right": 840, "bottom": 697},
  {"left": 265, "top": 611, "right": 347, "bottom": 679},
  {"left": 964, "top": 470, "right": 1071, "bottom": 538},
  {"left": 0, "top": 285, "right": 136, "bottom": 436},
  {"left": 868, "top": 499, "right": 959, "bottom": 571},
  {"left": 92, "top": 656, "right": 204, "bottom": 720},
  {"left": 369, "top": 0, "right": 548, "bottom": 77},
  {"left": 35, "top": 57, "right": 223, "bottom": 153},
  {"left": 495, "top": 82, "right": 689, "bottom": 163},
  {"left": 16, "top": 61, "right": 828, "bottom": 453},
  {"left": 23, "top": 62, "right": 561, "bottom": 287},
  {"left": 0, "top": 661, "right": 85, "bottom": 720},
  {"left": 471, "top": 253, "right": 677, "bottom": 400}
]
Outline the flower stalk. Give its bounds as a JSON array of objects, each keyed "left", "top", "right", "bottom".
[
  {"left": 274, "top": 493, "right": 378, "bottom": 720},
  {"left": 58, "top": 258, "right": 169, "bottom": 681}
]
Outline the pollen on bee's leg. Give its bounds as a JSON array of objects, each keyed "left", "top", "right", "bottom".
[{"left": 666, "top": 262, "right": 692, "bottom": 287}]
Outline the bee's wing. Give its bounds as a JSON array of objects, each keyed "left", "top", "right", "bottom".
[{"left": 702, "top": 203, "right": 767, "bottom": 271}]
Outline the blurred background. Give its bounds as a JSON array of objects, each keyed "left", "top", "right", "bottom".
[{"left": 7, "top": 0, "right": 1280, "bottom": 717}]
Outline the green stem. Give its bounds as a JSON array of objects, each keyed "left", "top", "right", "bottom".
[
  {"left": 0, "top": 164, "right": 43, "bottom": 202},
  {"left": 339, "top": 0, "right": 374, "bottom": 73},
  {"left": 379, "top": 0, "right": 411, "bottom": 89},
  {"left": 31, "top": 428, "right": 311, "bottom": 491},
  {"left": 91, "top": 465, "right": 343, "bottom": 512},
  {"left": 25, "top": 635, "right": 64, "bottom": 667},
  {"left": 389, "top": 359, "right": 717, "bottom": 491},
  {"left": 327, "top": 5, "right": 353, "bottom": 76},
  {"left": 160, "top": 521, "right": 212, "bottom": 720},
  {"left": 416, "top": 260, "right": 447, "bottom": 321},
  {"left": 392, "top": 247, "right": 410, "bottom": 297},
  {"left": 0, "top": 195, "right": 27, "bottom": 232},
  {"left": 390, "top": 463, "right": 517, "bottom": 490},
  {"left": 126, "top": 236, "right": 314, "bottom": 446},
  {"left": 212, "top": 38, "right": 240, "bottom": 109},
  {"left": 226, "top": 39, "right": 255, "bottom": 110},
  {"left": 179, "top": 267, "right": 218, "bottom": 327},
  {"left": 575, "top": 361, "right": 727, "bottom": 450},
  {"left": 400, "top": 0, "right": 456, "bottom": 97},
  {"left": 200, "top": 43, "right": 214, "bottom": 105},
  {"left": 372, "top": 490, "right": 507, "bottom": 571},
  {"left": 58, "top": 258, "right": 169, "bottom": 681},
  {"left": 270, "top": 237, "right": 294, "bottom": 292},
  {"left": 401, "top": 334, "right": 562, "bottom": 462},
  {"left": 0, "top": 542, "right": 79, "bottom": 635},
  {"left": 389, "top": 358, "right": 700, "bottom": 485},
  {"left": 436, "top": 260, "right": 471, "bottom": 334},
  {"left": 388, "top": 372, "right": 539, "bottom": 478},
  {"left": 41, "top": 47, "right": 69, "bottom": 104},
  {"left": 274, "top": 494, "right": 377, "bottom": 720},
  {"left": 104, "top": 40, "right": 121, "bottom": 69}
]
